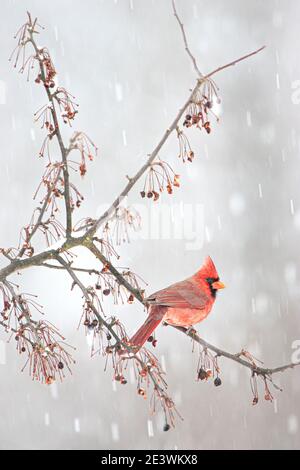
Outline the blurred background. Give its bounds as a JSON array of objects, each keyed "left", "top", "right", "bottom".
[{"left": 1, "top": 0, "right": 300, "bottom": 450}]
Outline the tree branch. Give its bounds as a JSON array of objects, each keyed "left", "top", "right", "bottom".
[
  {"left": 173, "top": 326, "right": 300, "bottom": 377},
  {"left": 172, "top": 0, "right": 202, "bottom": 77},
  {"left": 27, "top": 14, "right": 72, "bottom": 238},
  {"left": 84, "top": 45, "right": 265, "bottom": 236}
]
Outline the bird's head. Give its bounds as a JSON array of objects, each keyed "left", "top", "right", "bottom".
[{"left": 196, "top": 256, "right": 225, "bottom": 298}]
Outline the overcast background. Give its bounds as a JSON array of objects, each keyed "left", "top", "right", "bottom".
[{"left": 1, "top": 0, "right": 300, "bottom": 450}]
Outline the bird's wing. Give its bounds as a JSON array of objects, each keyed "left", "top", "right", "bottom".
[{"left": 147, "top": 279, "right": 209, "bottom": 309}]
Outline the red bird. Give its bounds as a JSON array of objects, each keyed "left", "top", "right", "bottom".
[{"left": 129, "top": 256, "right": 225, "bottom": 349}]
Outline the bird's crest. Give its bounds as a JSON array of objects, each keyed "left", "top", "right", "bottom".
[{"left": 197, "top": 256, "right": 219, "bottom": 279}]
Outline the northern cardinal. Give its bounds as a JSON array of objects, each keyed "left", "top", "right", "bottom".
[{"left": 129, "top": 256, "right": 225, "bottom": 350}]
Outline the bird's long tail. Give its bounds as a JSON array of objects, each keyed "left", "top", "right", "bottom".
[{"left": 129, "top": 306, "right": 166, "bottom": 349}]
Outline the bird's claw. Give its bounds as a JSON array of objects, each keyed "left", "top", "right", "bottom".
[{"left": 186, "top": 326, "right": 197, "bottom": 337}]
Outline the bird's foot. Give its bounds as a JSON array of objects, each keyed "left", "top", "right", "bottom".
[{"left": 186, "top": 326, "right": 197, "bottom": 337}]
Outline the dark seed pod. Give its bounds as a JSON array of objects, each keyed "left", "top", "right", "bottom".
[
  {"left": 58, "top": 361, "right": 64, "bottom": 370},
  {"left": 214, "top": 377, "right": 222, "bottom": 387},
  {"left": 153, "top": 191, "right": 159, "bottom": 201},
  {"left": 21, "top": 347, "right": 26, "bottom": 353},
  {"left": 103, "top": 288, "right": 110, "bottom": 296},
  {"left": 140, "top": 191, "right": 146, "bottom": 198},
  {"left": 198, "top": 368, "right": 207, "bottom": 381},
  {"left": 127, "top": 294, "right": 134, "bottom": 303},
  {"left": 106, "top": 334, "right": 112, "bottom": 341},
  {"left": 163, "top": 424, "right": 171, "bottom": 432},
  {"left": 147, "top": 336, "right": 154, "bottom": 342}
]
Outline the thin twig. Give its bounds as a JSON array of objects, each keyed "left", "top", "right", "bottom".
[
  {"left": 172, "top": 0, "right": 202, "bottom": 77},
  {"left": 173, "top": 326, "right": 300, "bottom": 377},
  {"left": 206, "top": 45, "right": 266, "bottom": 80},
  {"left": 28, "top": 22, "right": 72, "bottom": 237},
  {"left": 40, "top": 262, "right": 101, "bottom": 276},
  {"left": 85, "top": 45, "right": 265, "bottom": 236}
]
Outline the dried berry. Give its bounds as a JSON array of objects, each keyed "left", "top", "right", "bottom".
[
  {"left": 127, "top": 294, "right": 134, "bottom": 304},
  {"left": 198, "top": 368, "right": 207, "bottom": 381},
  {"left": 139, "top": 369, "right": 148, "bottom": 378},
  {"left": 204, "top": 121, "right": 211, "bottom": 134},
  {"left": 153, "top": 191, "right": 159, "bottom": 201},
  {"left": 173, "top": 174, "right": 180, "bottom": 187},
  {"left": 46, "top": 376, "right": 55, "bottom": 385},
  {"left": 214, "top": 377, "right": 222, "bottom": 387},
  {"left": 188, "top": 151, "right": 194, "bottom": 162}
]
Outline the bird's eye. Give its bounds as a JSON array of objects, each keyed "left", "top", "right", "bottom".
[{"left": 206, "top": 277, "right": 219, "bottom": 285}]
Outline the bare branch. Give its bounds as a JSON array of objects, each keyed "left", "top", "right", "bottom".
[
  {"left": 40, "top": 262, "right": 101, "bottom": 276},
  {"left": 173, "top": 326, "right": 300, "bottom": 377},
  {"left": 206, "top": 45, "right": 266, "bottom": 80},
  {"left": 85, "top": 45, "right": 265, "bottom": 236},
  {"left": 22, "top": 15, "right": 72, "bottom": 242},
  {"left": 171, "top": 0, "right": 202, "bottom": 77}
]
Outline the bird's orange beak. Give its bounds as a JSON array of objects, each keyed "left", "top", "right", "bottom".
[{"left": 212, "top": 280, "right": 226, "bottom": 290}]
